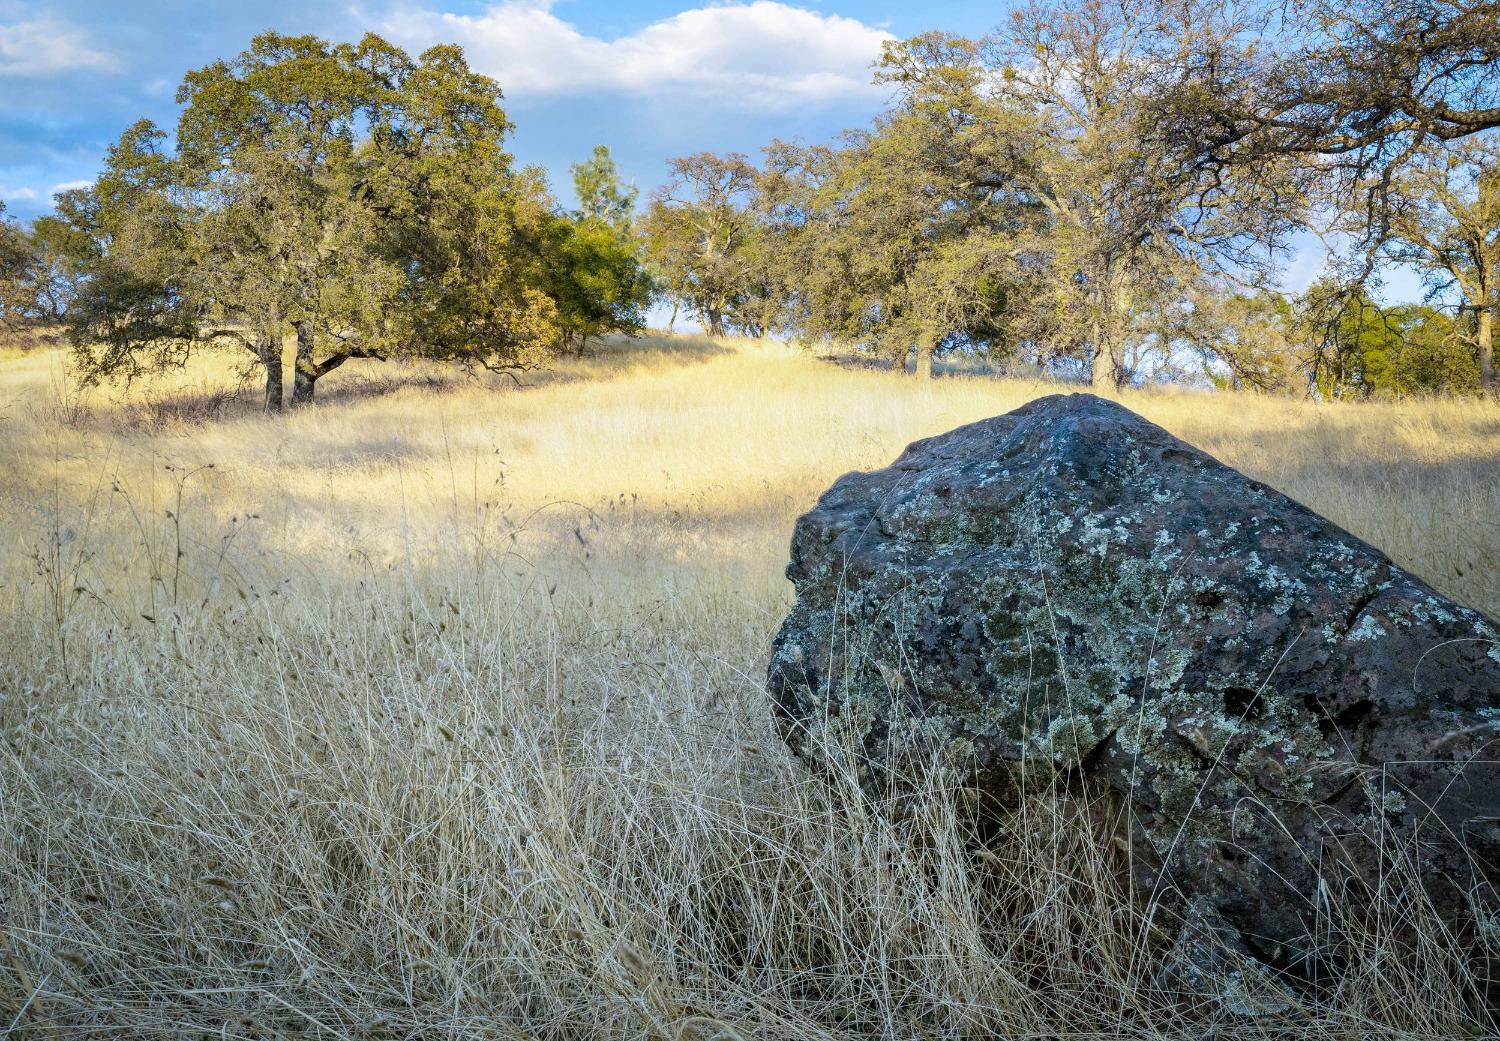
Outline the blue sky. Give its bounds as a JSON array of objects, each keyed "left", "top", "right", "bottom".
[
  {"left": 0, "top": 1, "right": 988, "bottom": 218},
  {"left": 0, "top": 1, "right": 1417, "bottom": 300}
]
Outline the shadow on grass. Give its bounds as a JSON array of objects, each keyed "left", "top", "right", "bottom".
[{"left": 58, "top": 332, "right": 746, "bottom": 432}]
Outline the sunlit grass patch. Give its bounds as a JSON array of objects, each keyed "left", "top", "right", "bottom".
[{"left": 1, "top": 333, "right": 1497, "bottom": 1038}]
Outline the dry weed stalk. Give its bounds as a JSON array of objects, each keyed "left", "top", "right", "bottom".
[{"left": 0, "top": 335, "right": 1496, "bottom": 1038}]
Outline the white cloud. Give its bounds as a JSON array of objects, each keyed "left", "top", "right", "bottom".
[
  {"left": 0, "top": 181, "right": 92, "bottom": 211},
  {"left": 1277, "top": 239, "right": 1328, "bottom": 295},
  {"left": 376, "top": 0, "right": 892, "bottom": 110},
  {"left": 0, "top": 17, "right": 116, "bottom": 76}
]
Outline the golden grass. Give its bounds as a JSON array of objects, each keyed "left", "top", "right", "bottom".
[{"left": 1, "top": 333, "right": 1497, "bottom": 1038}]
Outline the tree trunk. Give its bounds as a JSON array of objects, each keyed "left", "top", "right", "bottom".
[
  {"left": 1090, "top": 314, "right": 1127, "bottom": 389},
  {"left": 706, "top": 307, "right": 726, "bottom": 339},
  {"left": 1479, "top": 303, "right": 1495, "bottom": 396},
  {"left": 262, "top": 342, "right": 284, "bottom": 413},
  {"left": 1114, "top": 276, "right": 1134, "bottom": 391},
  {"left": 1090, "top": 343, "right": 1118, "bottom": 388},
  {"left": 1087, "top": 270, "right": 1130, "bottom": 390},
  {"left": 1088, "top": 306, "right": 1106, "bottom": 388},
  {"left": 291, "top": 321, "right": 317, "bottom": 406},
  {"left": 667, "top": 301, "right": 678, "bottom": 333},
  {"left": 914, "top": 335, "right": 934, "bottom": 379}
]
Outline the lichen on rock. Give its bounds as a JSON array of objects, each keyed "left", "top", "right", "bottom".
[{"left": 769, "top": 392, "right": 1500, "bottom": 975}]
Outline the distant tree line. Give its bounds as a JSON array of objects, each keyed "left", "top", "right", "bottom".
[
  {"left": 1, "top": 0, "right": 1497, "bottom": 402},
  {"left": 637, "top": 0, "right": 1500, "bottom": 397}
]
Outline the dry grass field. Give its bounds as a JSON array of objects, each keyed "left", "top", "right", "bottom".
[{"left": 2, "top": 334, "right": 1499, "bottom": 1039}]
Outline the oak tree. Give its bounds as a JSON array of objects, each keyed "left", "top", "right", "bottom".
[
  {"left": 56, "top": 33, "right": 566, "bottom": 409},
  {"left": 642, "top": 153, "right": 758, "bottom": 338},
  {"left": 1376, "top": 137, "right": 1500, "bottom": 393}
]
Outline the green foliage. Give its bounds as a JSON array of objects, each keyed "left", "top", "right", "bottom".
[
  {"left": 635, "top": 1, "right": 1488, "bottom": 395},
  {"left": 53, "top": 32, "right": 570, "bottom": 409},
  {"left": 27, "top": 5, "right": 1500, "bottom": 401},
  {"left": 642, "top": 153, "right": 759, "bottom": 338},
  {"left": 48, "top": 123, "right": 202, "bottom": 379},
  {"left": 1303, "top": 284, "right": 1479, "bottom": 398},
  {"left": 1194, "top": 286, "right": 1481, "bottom": 399},
  {"left": 545, "top": 219, "right": 652, "bottom": 349},
  {"left": 0, "top": 202, "right": 39, "bottom": 331},
  {"left": 388, "top": 163, "right": 560, "bottom": 376},
  {"left": 763, "top": 90, "right": 1028, "bottom": 372},
  {"left": 360, "top": 50, "right": 559, "bottom": 376},
  {"left": 1374, "top": 137, "right": 1499, "bottom": 395},
  {"left": 1185, "top": 291, "right": 1306, "bottom": 394},
  {"left": 20, "top": 211, "right": 84, "bottom": 325},
  {"left": 1390, "top": 305, "right": 1480, "bottom": 394},
  {"left": 541, "top": 146, "right": 652, "bottom": 350},
  {"left": 572, "top": 145, "right": 638, "bottom": 235},
  {"left": 648, "top": 3, "right": 1310, "bottom": 381}
]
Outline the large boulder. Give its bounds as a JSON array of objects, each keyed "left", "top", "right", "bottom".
[{"left": 769, "top": 393, "right": 1500, "bottom": 972}]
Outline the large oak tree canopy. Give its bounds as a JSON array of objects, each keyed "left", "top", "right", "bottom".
[
  {"left": 47, "top": 32, "right": 646, "bottom": 410},
  {"left": 1210, "top": 0, "right": 1500, "bottom": 156}
]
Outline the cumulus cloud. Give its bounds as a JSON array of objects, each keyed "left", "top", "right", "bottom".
[
  {"left": 0, "top": 180, "right": 96, "bottom": 212},
  {"left": 0, "top": 17, "right": 116, "bottom": 76},
  {"left": 376, "top": 0, "right": 892, "bottom": 110}
]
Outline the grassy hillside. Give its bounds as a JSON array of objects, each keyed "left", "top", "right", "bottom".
[{"left": 2, "top": 335, "right": 1497, "bottom": 1038}]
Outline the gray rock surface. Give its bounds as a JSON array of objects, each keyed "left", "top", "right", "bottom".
[{"left": 769, "top": 393, "right": 1500, "bottom": 971}]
